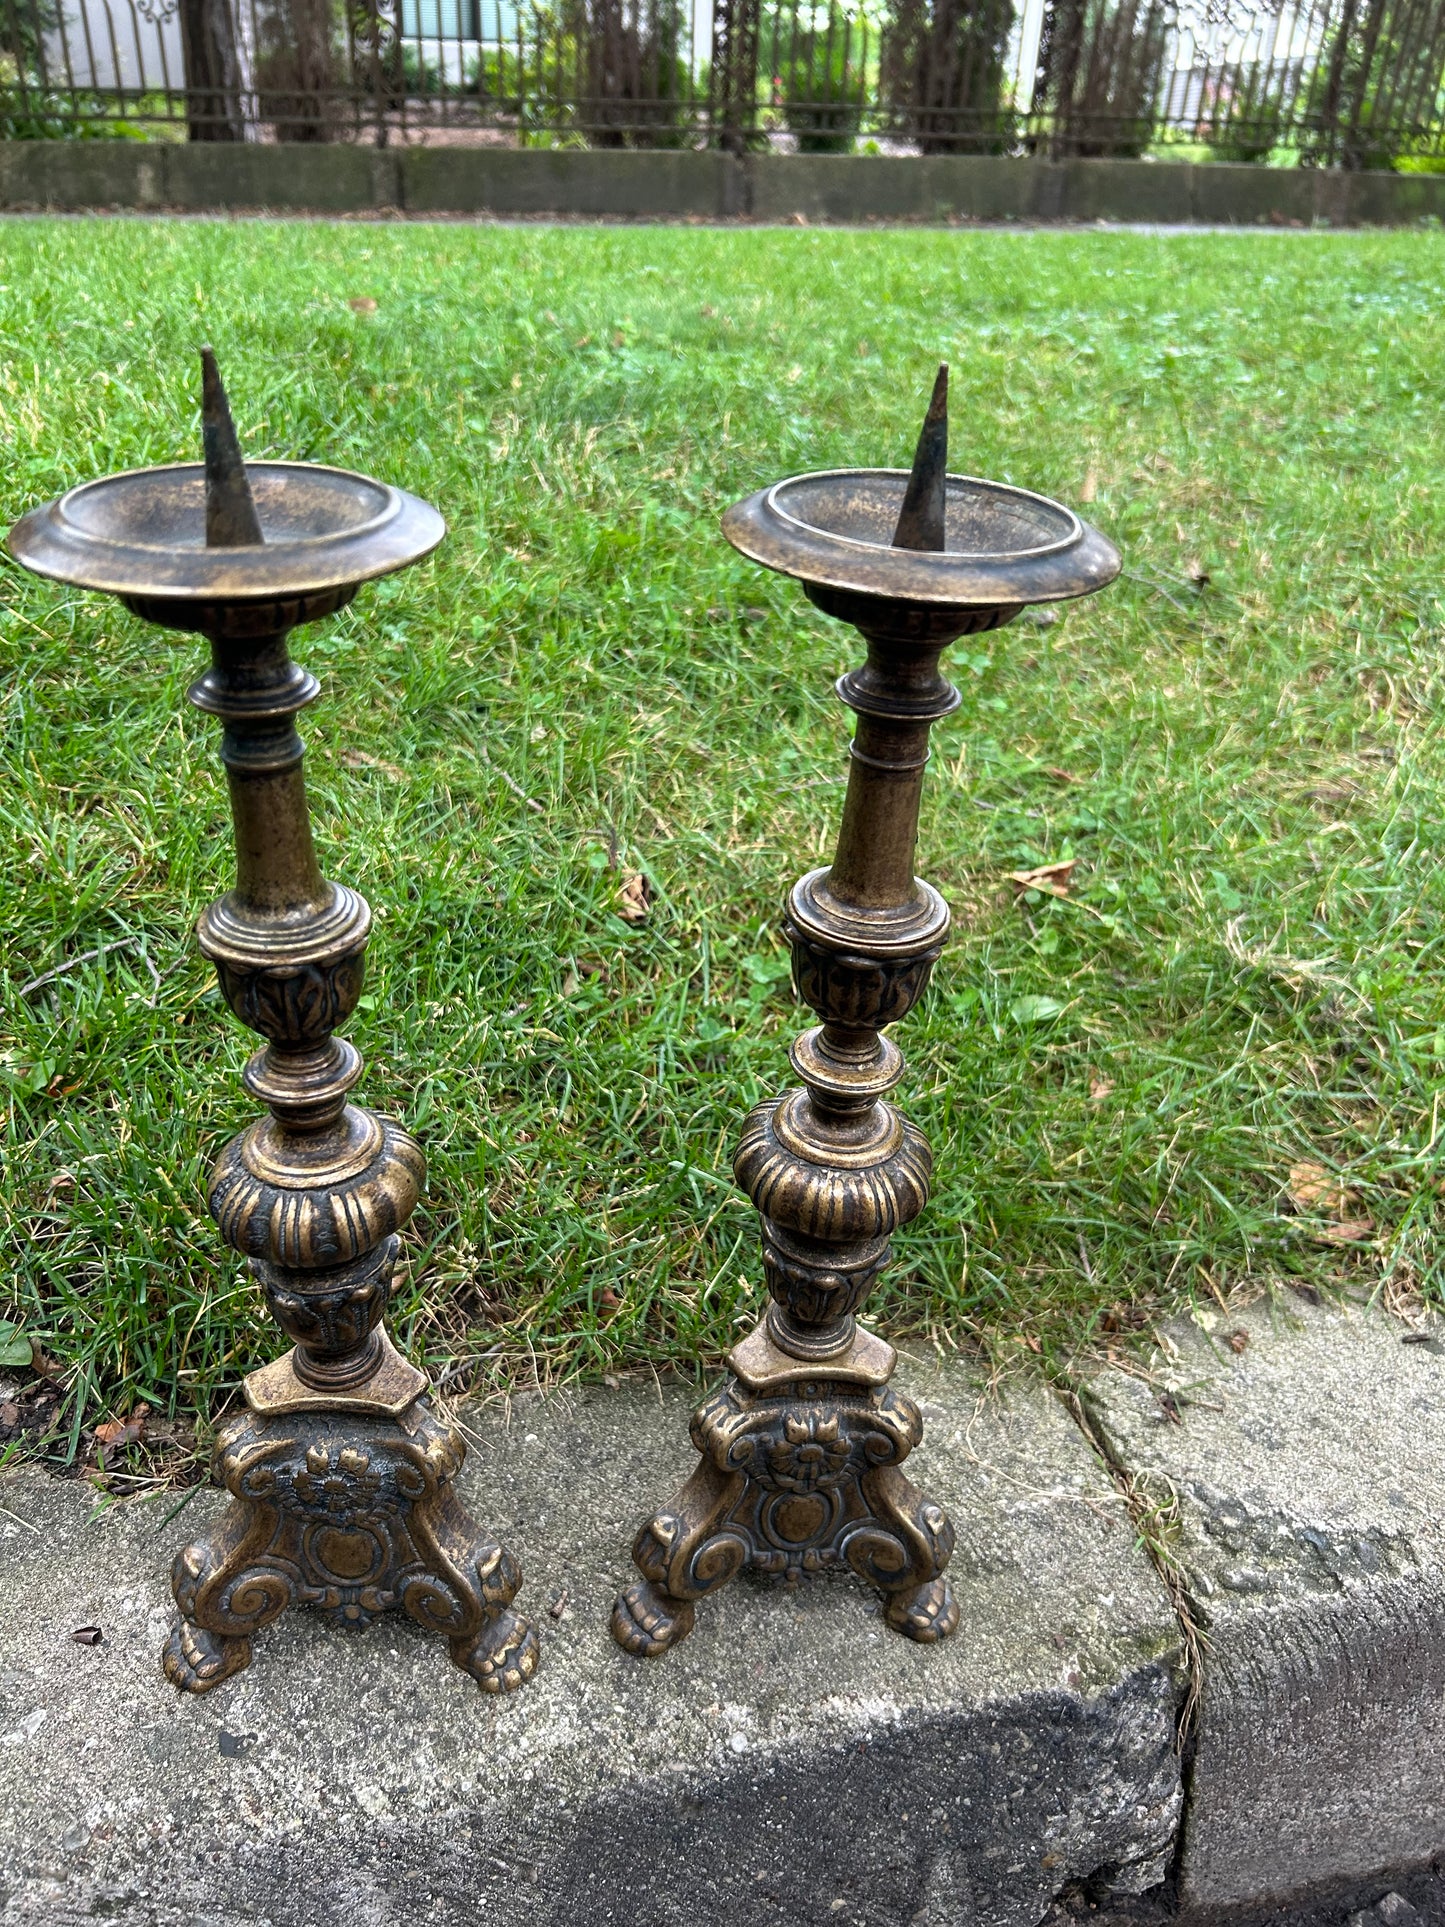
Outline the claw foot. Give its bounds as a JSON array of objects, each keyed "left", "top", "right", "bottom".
[
  {"left": 611, "top": 1580, "right": 696, "bottom": 1657},
  {"left": 451, "top": 1609, "right": 541, "bottom": 1694},
  {"left": 162, "top": 1619, "right": 252, "bottom": 1693},
  {"left": 885, "top": 1575, "right": 959, "bottom": 1644}
]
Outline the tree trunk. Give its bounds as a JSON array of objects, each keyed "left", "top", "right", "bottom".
[{"left": 180, "top": 0, "right": 249, "bottom": 140}]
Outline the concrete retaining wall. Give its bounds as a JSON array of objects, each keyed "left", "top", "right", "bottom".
[{"left": 3, "top": 141, "right": 1445, "bottom": 224}]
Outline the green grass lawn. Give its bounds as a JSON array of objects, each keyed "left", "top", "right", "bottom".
[{"left": 4, "top": 217, "right": 1445, "bottom": 1471}]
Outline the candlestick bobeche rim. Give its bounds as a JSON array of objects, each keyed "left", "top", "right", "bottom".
[
  {"left": 7, "top": 460, "right": 444, "bottom": 604},
  {"left": 722, "top": 468, "right": 1120, "bottom": 609}
]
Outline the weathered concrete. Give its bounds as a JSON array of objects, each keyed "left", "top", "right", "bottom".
[
  {"left": 747, "top": 152, "right": 1038, "bottom": 223},
  {"left": 1064, "top": 158, "right": 1195, "bottom": 225},
  {"left": 403, "top": 146, "right": 732, "bottom": 216},
  {"left": 160, "top": 142, "right": 402, "bottom": 212},
  {"left": 0, "top": 139, "right": 168, "bottom": 209},
  {"left": 0, "top": 1365, "right": 1181, "bottom": 1927},
  {"left": 1191, "top": 160, "right": 1316, "bottom": 227},
  {"left": 4, "top": 141, "right": 1445, "bottom": 225},
  {"left": 1084, "top": 1295, "right": 1445, "bottom": 1915}
]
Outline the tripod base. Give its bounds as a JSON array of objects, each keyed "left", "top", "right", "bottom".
[
  {"left": 612, "top": 1369, "right": 959, "bottom": 1657},
  {"left": 162, "top": 1398, "right": 539, "bottom": 1696}
]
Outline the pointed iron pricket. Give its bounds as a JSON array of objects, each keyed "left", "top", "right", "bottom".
[
  {"left": 5, "top": 355, "right": 541, "bottom": 1699},
  {"left": 890, "top": 361, "right": 949, "bottom": 554},
  {"left": 613, "top": 367, "right": 1122, "bottom": 1659},
  {"left": 200, "top": 346, "right": 264, "bottom": 550}
]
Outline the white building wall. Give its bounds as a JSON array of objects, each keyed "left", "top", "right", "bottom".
[{"left": 44, "top": 0, "right": 184, "bottom": 91}]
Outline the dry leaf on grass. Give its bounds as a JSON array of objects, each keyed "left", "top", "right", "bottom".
[
  {"left": 617, "top": 874, "right": 651, "bottom": 923},
  {"left": 1089, "top": 1074, "right": 1115, "bottom": 1105},
  {"left": 347, "top": 297, "right": 378, "bottom": 314},
  {"left": 94, "top": 1413, "right": 146, "bottom": 1457},
  {"left": 1286, "top": 1160, "right": 1351, "bottom": 1212},
  {"left": 342, "top": 748, "right": 405, "bottom": 782},
  {"left": 1307, "top": 781, "right": 1361, "bottom": 806},
  {"left": 562, "top": 958, "right": 609, "bottom": 997},
  {"left": 1284, "top": 1160, "right": 1374, "bottom": 1244},
  {"left": 1009, "top": 859, "right": 1076, "bottom": 899},
  {"left": 1186, "top": 557, "right": 1211, "bottom": 589},
  {"left": 1080, "top": 467, "right": 1098, "bottom": 504},
  {"left": 1319, "top": 1218, "right": 1375, "bottom": 1245}
]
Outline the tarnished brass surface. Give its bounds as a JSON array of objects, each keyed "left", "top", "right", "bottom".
[
  {"left": 615, "top": 366, "right": 1119, "bottom": 1656},
  {"left": 727, "top": 1320, "right": 895, "bottom": 1392},
  {"left": 244, "top": 1328, "right": 429, "bottom": 1418},
  {"left": 162, "top": 1402, "right": 537, "bottom": 1696},
  {"left": 6, "top": 352, "right": 537, "bottom": 1697}
]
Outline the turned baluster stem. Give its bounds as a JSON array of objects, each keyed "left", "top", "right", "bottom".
[{"left": 196, "top": 629, "right": 330, "bottom": 921}]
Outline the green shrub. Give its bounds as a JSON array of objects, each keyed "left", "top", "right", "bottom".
[
  {"left": 768, "top": 4, "right": 869, "bottom": 154},
  {"left": 1203, "top": 70, "right": 1285, "bottom": 164},
  {"left": 466, "top": 44, "right": 528, "bottom": 112},
  {"left": 880, "top": 0, "right": 1016, "bottom": 155},
  {"left": 1033, "top": 0, "right": 1168, "bottom": 158},
  {"left": 0, "top": 50, "right": 149, "bottom": 138},
  {"left": 1298, "top": 0, "right": 1445, "bottom": 171},
  {"left": 0, "top": 0, "right": 148, "bottom": 137},
  {"left": 575, "top": 0, "right": 693, "bottom": 149}
]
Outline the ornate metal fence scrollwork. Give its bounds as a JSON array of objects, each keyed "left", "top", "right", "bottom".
[{"left": 5, "top": 0, "right": 1445, "bottom": 156}]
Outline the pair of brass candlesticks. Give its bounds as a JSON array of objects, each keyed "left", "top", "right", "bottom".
[{"left": 7, "top": 353, "right": 1117, "bottom": 1694}]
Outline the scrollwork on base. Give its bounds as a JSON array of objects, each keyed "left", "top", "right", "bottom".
[
  {"left": 611, "top": 1375, "right": 958, "bottom": 1656},
  {"left": 162, "top": 1399, "right": 539, "bottom": 1696}
]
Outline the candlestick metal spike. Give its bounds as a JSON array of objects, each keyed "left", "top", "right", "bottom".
[
  {"left": 200, "top": 346, "right": 264, "bottom": 549},
  {"left": 612, "top": 370, "right": 1120, "bottom": 1658},
  {"left": 8, "top": 355, "right": 540, "bottom": 1697},
  {"left": 891, "top": 361, "right": 948, "bottom": 552}
]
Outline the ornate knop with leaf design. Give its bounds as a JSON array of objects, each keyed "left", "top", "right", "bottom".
[{"left": 614, "top": 364, "right": 1120, "bottom": 1657}]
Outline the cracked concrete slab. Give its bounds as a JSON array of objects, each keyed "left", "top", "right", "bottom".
[
  {"left": 0, "top": 1362, "right": 1181, "bottom": 1927},
  {"left": 1084, "top": 1293, "right": 1445, "bottom": 1915}
]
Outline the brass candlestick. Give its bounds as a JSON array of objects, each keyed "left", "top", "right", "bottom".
[
  {"left": 8, "top": 352, "right": 539, "bottom": 1696},
  {"left": 612, "top": 367, "right": 1120, "bottom": 1655}
]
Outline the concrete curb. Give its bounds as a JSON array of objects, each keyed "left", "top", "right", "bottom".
[
  {"left": 1084, "top": 1295, "right": 1445, "bottom": 1915},
  {"left": 3, "top": 143, "right": 1445, "bottom": 225},
  {"left": 4, "top": 1297, "right": 1444, "bottom": 1924},
  {"left": 0, "top": 1365, "right": 1182, "bottom": 1927}
]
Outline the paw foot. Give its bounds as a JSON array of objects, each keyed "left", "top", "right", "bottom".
[
  {"left": 162, "top": 1620, "right": 252, "bottom": 1694},
  {"left": 611, "top": 1580, "right": 696, "bottom": 1657},
  {"left": 452, "top": 1609, "right": 540, "bottom": 1694},
  {"left": 884, "top": 1576, "right": 960, "bottom": 1644}
]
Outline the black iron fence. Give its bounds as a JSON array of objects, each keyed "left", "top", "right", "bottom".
[{"left": 5, "top": 0, "right": 1445, "bottom": 161}]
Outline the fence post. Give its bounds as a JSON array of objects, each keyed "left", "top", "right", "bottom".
[{"left": 711, "top": 0, "right": 760, "bottom": 152}]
